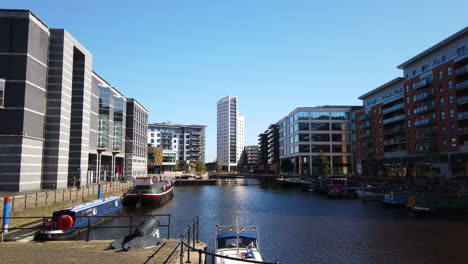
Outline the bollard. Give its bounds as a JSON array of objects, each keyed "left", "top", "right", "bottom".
[
  {"left": 2, "top": 197, "right": 11, "bottom": 234},
  {"left": 98, "top": 184, "right": 103, "bottom": 199}
]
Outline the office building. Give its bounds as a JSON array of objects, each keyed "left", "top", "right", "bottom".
[
  {"left": 217, "top": 96, "right": 245, "bottom": 171},
  {"left": 278, "top": 106, "right": 360, "bottom": 176},
  {"left": 125, "top": 99, "right": 148, "bottom": 178},
  {"left": 0, "top": 9, "right": 148, "bottom": 191}
]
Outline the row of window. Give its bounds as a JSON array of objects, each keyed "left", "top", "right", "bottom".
[
  {"left": 289, "top": 111, "right": 351, "bottom": 123},
  {"left": 288, "top": 144, "right": 352, "bottom": 154}
]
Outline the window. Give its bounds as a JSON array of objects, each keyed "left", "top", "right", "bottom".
[
  {"left": 330, "top": 112, "right": 350, "bottom": 120},
  {"left": 443, "top": 139, "right": 447, "bottom": 146},
  {"left": 406, "top": 85, "right": 409, "bottom": 92},
  {"left": 450, "top": 108, "right": 454, "bottom": 118},
  {"left": 311, "top": 112, "right": 329, "bottom": 120},
  {"left": 406, "top": 96, "right": 410, "bottom": 103},
  {"left": 157, "top": 133, "right": 161, "bottom": 137},
  {"left": 0, "top": 79, "right": 4, "bottom": 107},
  {"left": 151, "top": 133, "right": 154, "bottom": 137},
  {"left": 438, "top": 70, "right": 443, "bottom": 79},
  {"left": 331, "top": 123, "right": 349, "bottom": 131},
  {"left": 440, "top": 97, "right": 445, "bottom": 106},
  {"left": 440, "top": 111, "right": 445, "bottom": 120},
  {"left": 439, "top": 83, "right": 444, "bottom": 92},
  {"left": 449, "top": 95, "right": 454, "bottom": 104},
  {"left": 448, "top": 66, "right": 452, "bottom": 76},
  {"left": 447, "top": 80, "right": 453, "bottom": 89},
  {"left": 407, "top": 120, "right": 411, "bottom": 127},
  {"left": 310, "top": 134, "right": 330, "bottom": 142},
  {"left": 451, "top": 122, "right": 455, "bottom": 129},
  {"left": 451, "top": 137, "right": 457, "bottom": 147},
  {"left": 457, "top": 46, "right": 466, "bottom": 56},
  {"left": 151, "top": 139, "right": 154, "bottom": 143},
  {"left": 310, "top": 123, "right": 329, "bottom": 131},
  {"left": 442, "top": 125, "right": 446, "bottom": 132}
]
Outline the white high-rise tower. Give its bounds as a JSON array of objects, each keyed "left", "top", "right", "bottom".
[{"left": 217, "top": 96, "right": 245, "bottom": 171}]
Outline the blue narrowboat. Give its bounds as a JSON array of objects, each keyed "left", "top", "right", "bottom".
[
  {"left": 40, "top": 196, "right": 123, "bottom": 239},
  {"left": 383, "top": 192, "right": 430, "bottom": 207}
]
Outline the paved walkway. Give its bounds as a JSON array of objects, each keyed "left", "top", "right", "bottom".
[{"left": 0, "top": 239, "right": 207, "bottom": 264}]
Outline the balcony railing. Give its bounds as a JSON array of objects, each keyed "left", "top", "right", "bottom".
[
  {"left": 383, "top": 114, "right": 405, "bottom": 125},
  {"left": 415, "top": 131, "right": 434, "bottom": 140},
  {"left": 455, "top": 64, "right": 468, "bottom": 76},
  {"left": 458, "top": 111, "right": 468, "bottom": 120},
  {"left": 383, "top": 126, "right": 406, "bottom": 135},
  {"left": 412, "top": 77, "right": 433, "bottom": 90},
  {"left": 456, "top": 80, "right": 468, "bottom": 91},
  {"left": 457, "top": 96, "right": 468, "bottom": 106},
  {"left": 359, "top": 113, "right": 369, "bottom": 121},
  {"left": 359, "top": 132, "right": 371, "bottom": 138},
  {"left": 359, "top": 122, "right": 371, "bottom": 130},
  {"left": 382, "top": 103, "right": 405, "bottom": 115},
  {"left": 413, "top": 103, "right": 435, "bottom": 115},
  {"left": 458, "top": 128, "right": 468, "bottom": 135},
  {"left": 414, "top": 117, "right": 435, "bottom": 127},
  {"left": 413, "top": 90, "right": 434, "bottom": 102},
  {"left": 384, "top": 138, "right": 406, "bottom": 146}
]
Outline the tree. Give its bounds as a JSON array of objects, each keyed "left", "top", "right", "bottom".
[
  {"left": 281, "top": 159, "right": 294, "bottom": 173},
  {"left": 195, "top": 161, "right": 206, "bottom": 173},
  {"left": 317, "top": 151, "right": 332, "bottom": 176},
  {"left": 215, "top": 160, "right": 221, "bottom": 172}
]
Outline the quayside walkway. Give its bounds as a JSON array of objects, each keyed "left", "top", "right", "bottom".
[{"left": 0, "top": 239, "right": 207, "bottom": 264}]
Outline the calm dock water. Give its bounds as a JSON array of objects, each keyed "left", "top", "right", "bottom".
[{"left": 76, "top": 179, "right": 468, "bottom": 264}]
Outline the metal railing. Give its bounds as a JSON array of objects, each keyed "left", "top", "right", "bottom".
[
  {"left": 0, "top": 214, "right": 171, "bottom": 243},
  {"left": 164, "top": 217, "right": 279, "bottom": 264}
]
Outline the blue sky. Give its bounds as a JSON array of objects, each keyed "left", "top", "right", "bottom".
[{"left": 6, "top": 0, "right": 468, "bottom": 161}]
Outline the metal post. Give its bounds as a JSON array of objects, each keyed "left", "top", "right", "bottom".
[
  {"left": 69, "top": 189, "right": 72, "bottom": 200},
  {"left": 196, "top": 216, "right": 199, "bottom": 243},
  {"left": 62, "top": 189, "right": 65, "bottom": 201},
  {"left": 98, "top": 184, "right": 103, "bottom": 199},
  {"left": 198, "top": 250, "right": 202, "bottom": 264},
  {"left": 129, "top": 216, "right": 133, "bottom": 235},
  {"left": 45, "top": 192, "right": 48, "bottom": 205},
  {"left": 24, "top": 195, "right": 27, "bottom": 209},
  {"left": 186, "top": 225, "right": 191, "bottom": 263},
  {"left": 2, "top": 197, "right": 11, "bottom": 234},
  {"left": 192, "top": 221, "right": 196, "bottom": 248},
  {"left": 86, "top": 217, "right": 91, "bottom": 242},
  {"left": 167, "top": 215, "right": 171, "bottom": 239},
  {"left": 54, "top": 190, "right": 57, "bottom": 203},
  {"left": 35, "top": 193, "right": 38, "bottom": 207},
  {"left": 180, "top": 236, "right": 184, "bottom": 264}
]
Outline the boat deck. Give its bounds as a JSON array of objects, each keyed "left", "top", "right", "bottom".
[{"left": 0, "top": 239, "right": 207, "bottom": 264}]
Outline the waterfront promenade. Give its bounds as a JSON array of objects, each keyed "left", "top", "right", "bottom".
[{"left": 0, "top": 239, "right": 207, "bottom": 264}]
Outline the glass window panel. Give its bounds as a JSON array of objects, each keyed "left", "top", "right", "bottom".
[
  {"left": 311, "top": 112, "right": 330, "bottom": 120},
  {"left": 310, "top": 123, "right": 330, "bottom": 131}
]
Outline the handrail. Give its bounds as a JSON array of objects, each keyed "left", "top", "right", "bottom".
[{"left": 0, "top": 214, "right": 172, "bottom": 242}]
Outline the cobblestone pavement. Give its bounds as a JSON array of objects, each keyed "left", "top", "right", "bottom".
[{"left": 0, "top": 239, "right": 207, "bottom": 264}]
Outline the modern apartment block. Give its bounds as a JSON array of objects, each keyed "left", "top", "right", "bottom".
[
  {"left": 278, "top": 106, "right": 360, "bottom": 176},
  {"left": 356, "top": 27, "right": 468, "bottom": 178},
  {"left": 240, "top": 145, "right": 259, "bottom": 172},
  {"left": 217, "top": 96, "right": 245, "bottom": 171},
  {"left": 257, "top": 132, "right": 269, "bottom": 171},
  {"left": 0, "top": 10, "right": 148, "bottom": 191},
  {"left": 267, "top": 124, "right": 280, "bottom": 173},
  {"left": 125, "top": 99, "right": 148, "bottom": 178},
  {"left": 147, "top": 122, "right": 206, "bottom": 171}
]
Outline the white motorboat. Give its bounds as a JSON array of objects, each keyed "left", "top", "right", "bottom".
[{"left": 214, "top": 223, "right": 263, "bottom": 264}]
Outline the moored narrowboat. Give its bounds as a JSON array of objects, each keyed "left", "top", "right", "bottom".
[
  {"left": 383, "top": 191, "right": 430, "bottom": 207},
  {"left": 407, "top": 194, "right": 468, "bottom": 215},
  {"left": 39, "top": 196, "right": 123, "bottom": 240},
  {"left": 122, "top": 177, "right": 174, "bottom": 206}
]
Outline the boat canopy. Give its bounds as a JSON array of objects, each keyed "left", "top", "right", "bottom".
[{"left": 217, "top": 232, "right": 257, "bottom": 240}]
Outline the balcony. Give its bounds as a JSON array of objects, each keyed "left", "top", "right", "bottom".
[
  {"left": 414, "top": 117, "right": 435, "bottom": 127},
  {"left": 383, "top": 126, "right": 405, "bottom": 135},
  {"left": 359, "top": 132, "right": 371, "bottom": 138},
  {"left": 413, "top": 90, "right": 434, "bottom": 102},
  {"left": 359, "top": 113, "right": 369, "bottom": 121},
  {"left": 384, "top": 138, "right": 406, "bottom": 146},
  {"left": 383, "top": 114, "right": 405, "bottom": 125},
  {"left": 415, "top": 142, "right": 437, "bottom": 153},
  {"left": 455, "top": 64, "right": 468, "bottom": 76},
  {"left": 413, "top": 103, "right": 435, "bottom": 115},
  {"left": 382, "top": 103, "right": 404, "bottom": 115},
  {"left": 458, "top": 96, "right": 468, "bottom": 106},
  {"left": 415, "top": 131, "right": 434, "bottom": 140},
  {"left": 458, "top": 111, "right": 468, "bottom": 120},
  {"left": 412, "top": 77, "right": 433, "bottom": 90},
  {"left": 456, "top": 80, "right": 468, "bottom": 91},
  {"left": 458, "top": 128, "right": 468, "bottom": 135},
  {"left": 359, "top": 122, "right": 371, "bottom": 130}
]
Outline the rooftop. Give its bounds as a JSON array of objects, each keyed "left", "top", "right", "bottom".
[
  {"left": 358, "top": 77, "right": 404, "bottom": 100},
  {"left": 149, "top": 122, "right": 206, "bottom": 129},
  {"left": 397, "top": 26, "right": 468, "bottom": 69},
  {"left": 0, "top": 9, "right": 48, "bottom": 28}
]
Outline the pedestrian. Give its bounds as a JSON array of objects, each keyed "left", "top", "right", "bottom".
[
  {"left": 77, "top": 178, "right": 81, "bottom": 189},
  {"left": 72, "top": 176, "right": 76, "bottom": 187}
]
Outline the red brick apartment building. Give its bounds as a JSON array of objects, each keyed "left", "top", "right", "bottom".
[{"left": 355, "top": 27, "right": 468, "bottom": 178}]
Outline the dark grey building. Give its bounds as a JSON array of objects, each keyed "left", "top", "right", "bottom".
[
  {"left": 0, "top": 9, "right": 148, "bottom": 191},
  {"left": 257, "top": 132, "right": 268, "bottom": 171},
  {"left": 125, "top": 99, "right": 148, "bottom": 178},
  {"left": 267, "top": 124, "right": 280, "bottom": 173},
  {"left": 0, "top": 10, "right": 50, "bottom": 191}
]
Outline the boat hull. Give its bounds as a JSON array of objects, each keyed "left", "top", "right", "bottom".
[{"left": 123, "top": 186, "right": 174, "bottom": 206}]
